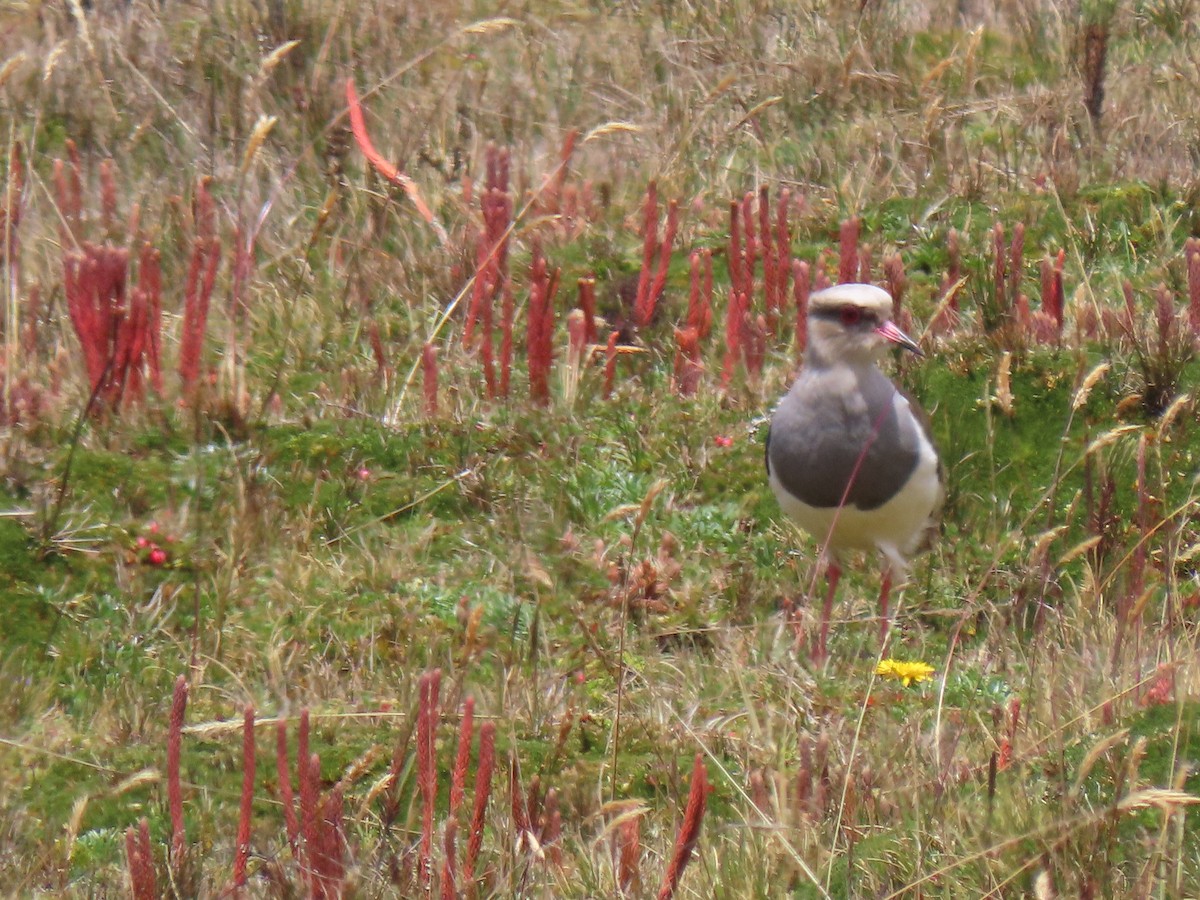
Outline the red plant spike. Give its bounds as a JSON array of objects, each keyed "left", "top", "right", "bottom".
[
  {"left": 107, "top": 242, "right": 161, "bottom": 404},
  {"left": 740, "top": 192, "right": 757, "bottom": 298},
  {"left": 314, "top": 783, "right": 345, "bottom": 897},
  {"left": 526, "top": 245, "right": 560, "bottom": 404},
  {"left": 814, "top": 250, "right": 831, "bottom": 291},
  {"left": 728, "top": 201, "right": 744, "bottom": 309},
  {"left": 757, "top": 186, "right": 774, "bottom": 316},
  {"left": 440, "top": 819, "right": 458, "bottom": 900},
  {"left": 62, "top": 246, "right": 106, "bottom": 392},
  {"left": 721, "top": 288, "right": 744, "bottom": 388},
  {"left": 179, "top": 179, "right": 221, "bottom": 397},
  {"left": 417, "top": 670, "right": 442, "bottom": 890},
  {"left": 883, "top": 253, "right": 906, "bottom": 325},
  {"left": 465, "top": 143, "right": 513, "bottom": 376},
  {"left": 1155, "top": 285, "right": 1175, "bottom": 358},
  {"left": 167, "top": 676, "right": 188, "bottom": 861},
  {"left": 231, "top": 704, "right": 256, "bottom": 891},
  {"left": 298, "top": 758, "right": 319, "bottom": 892},
  {"left": 657, "top": 755, "right": 709, "bottom": 900},
  {"left": 422, "top": 343, "right": 439, "bottom": 417},
  {"left": 772, "top": 187, "right": 792, "bottom": 328},
  {"left": 1039, "top": 254, "right": 1055, "bottom": 338},
  {"left": 643, "top": 199, "right": 679, "bottom": 326},
  {"left": 64, "top": 242, "right": 136, "bottom": 406},
  {"left": 299, "top": 724, "right": 319, "bottom": 889},
  {"left": 1033, "top": 248, "right": 1065, "bottom": 345},
  {"left": 775, "top": 189, "right": 792, "bottom": 270},
  {"left": 633, "top": 181, "right": 659, "bottom": 326},
  {"left": 857, "top": 242, "right": 873, "bottom": 285},
  {"left": 276, "top": 718, "right": 300, "bottom": 855},
  {"left": 500, "top": 281, "right": 514, "bottom": 398},
  {"left": 137, "top": 245, "right": 164, "bottom": 396},
  {"left": 992, "top": 222, "right": 1007, "bottom": 317},
  {"left": 1009, "top": 222, "right": 1025, "bottom": 310},
  {"left": 124, "top": 817, "right": 157, "bottom": 900},
  {"left": 463, "top": 721, "right": 496, "bottom": 886},
  {"left": 450, "top": 696, "right": 475, "bottom": 816},
  {"left": 793, "top": 259, "right": 811, "bottom": 358},
  {"left": 997, "top": 738, "right": 1013, "bottom": 771},
  {"left": 686, "top": 251, "right": 713, "bottom": 340},
  {"left": 1052, "top": 249, "right": 1065, "bottom": 336},
  {"left": 617, "top": 815, "right": 641, "bottom": 894},
  {"left": 744, "top": 312, "right": 767, "bottom": 378}
]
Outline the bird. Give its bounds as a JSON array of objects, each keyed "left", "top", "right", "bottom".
[{"left": 766, "top": 283, "right": 942, "bottom": 661}]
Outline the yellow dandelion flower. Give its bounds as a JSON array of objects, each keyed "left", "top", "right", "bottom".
[{"left": 875, "top": 658, "right": 936, "bottom": 687}]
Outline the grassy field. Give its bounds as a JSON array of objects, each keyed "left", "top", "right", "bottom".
[{"left": 2, "top": 0, "right": 1200, "bottom": 896}]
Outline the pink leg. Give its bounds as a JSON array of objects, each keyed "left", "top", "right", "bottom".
[
  {"left": 816, "top": 560, "right": 841, "bottom": 662},
  {"left": 878, "top": 569, "right": 893, "bottom": 643}
]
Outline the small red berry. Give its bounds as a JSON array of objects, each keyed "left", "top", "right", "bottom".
[{"left": 148, "top": 547, "right": 168, "bottom": 566}]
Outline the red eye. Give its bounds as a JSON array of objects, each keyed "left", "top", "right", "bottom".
[{"left": 839, "top": 306, "right": 862, "bottom": 326}]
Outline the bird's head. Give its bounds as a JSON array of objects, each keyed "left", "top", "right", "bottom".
[{"left": 806, "top": 284, "right": 922, "bottom": 365}]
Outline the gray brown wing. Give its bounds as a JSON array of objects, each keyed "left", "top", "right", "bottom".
[{"left": 768, "top": 370, "right": 922, "bottom": 511}]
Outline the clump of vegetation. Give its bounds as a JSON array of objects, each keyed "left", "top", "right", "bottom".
[{"left": 1, "top": 1, "right": 1199, "bottom": 896}]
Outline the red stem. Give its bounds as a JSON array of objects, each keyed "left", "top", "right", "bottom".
[
  {"left": 643, "top": 199, "right": 678, "bottom": 326},
  {"left": 793, "top": 259, "right": 811, "bottom": 358},
  {"left": 463, "top": 721, "right": 496, "bottom": 888},
  {"left": 231, "top": 704, "right": 255, "bottom": 891},
  {"left": 422, "top": 342, "right": 439, "bottom": 417},
  {"left": 656, "top": 755, "right": 709, "bottom": 900},
  {"left": 167, "top": 675, "right": 187, "bottom": 861},
  {"left": 450, "top": 696, "right": 475, "bottom": 816},
  {"left": 276, "top": 718, "right": 300, "bottom": 855},
  {"left": 633, "top": 182, "right": 659, "bottom": 326}
]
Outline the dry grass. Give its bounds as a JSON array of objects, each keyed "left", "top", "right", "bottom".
[{"left": 1, "top": 0, "right": 1200, "bottom": 896}]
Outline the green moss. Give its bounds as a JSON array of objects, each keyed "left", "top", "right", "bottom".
[{"left": 0, "top": 515, "right": 36, "bottom": 585}]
